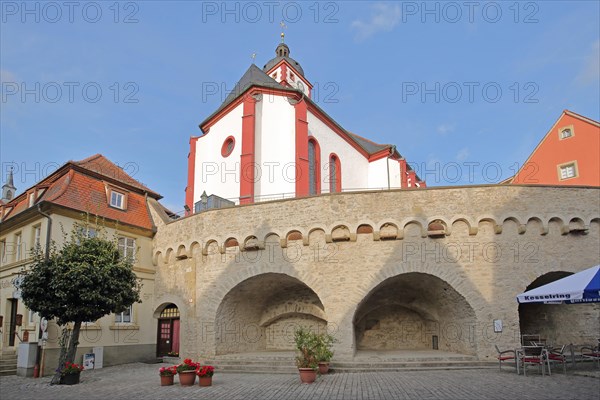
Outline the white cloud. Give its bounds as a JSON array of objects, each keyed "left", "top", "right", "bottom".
[
  {"left": 351, "top": 3, "right": 401, "bottom": 42},
  {"left": 437, "top": 123, "right": 455, "bottom": 135},
  {"left": 456, "top": 147, "right": 470, "bottom": 161},
  {"left": 576, "top": 40, "right": 600, "bottom": 85}
]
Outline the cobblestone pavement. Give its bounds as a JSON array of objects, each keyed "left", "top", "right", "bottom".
[{"left": 0, "top": 363, "right": 599, "bottom": 400}]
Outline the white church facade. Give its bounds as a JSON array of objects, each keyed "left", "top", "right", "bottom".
[{"left": 185, "top": 41, "right": 425, "bottom": 213}]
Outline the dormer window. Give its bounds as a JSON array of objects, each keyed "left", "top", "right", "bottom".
[
  {"left": 109, "top": 190, "right": 126, "bottom": 210},
  {"left": 28, "top": 193, "right": 35, "bottom": 207}
]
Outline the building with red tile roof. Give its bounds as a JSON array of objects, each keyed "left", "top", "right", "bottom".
[{"left": 0, "top": 154, "right": 176, "bottom": 373}]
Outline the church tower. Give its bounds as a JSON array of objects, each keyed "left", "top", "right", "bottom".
[
  {"left": 262, "top": 36, "right": 312, "bottom": 97},
  {"left": 185, "top": 37, "right": 425, "bottom": 214},
  {"left": 1, "top": 168, "right": 16, "bottom": 203}
]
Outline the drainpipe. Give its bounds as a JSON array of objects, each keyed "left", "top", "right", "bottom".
[
  {"left": 35, "top": 204, "right": 52, "bottom": 377},
  {"left": 36, "top": 204, "right": 51, "bottom": 262},
  {"left": 387, "top": 145, "right": 396, "bottom": 190}
]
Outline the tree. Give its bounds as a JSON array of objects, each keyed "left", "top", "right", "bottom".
[{"left": 19, "top": 220, "right": 141, "bottom": 384}]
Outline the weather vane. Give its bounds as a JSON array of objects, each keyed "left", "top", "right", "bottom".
[
  {"left": 280, "top": 20, "right": 287, "bottom": 43},
  {"left": 251, "top": 52, "right": 257, "bottom": 63}
]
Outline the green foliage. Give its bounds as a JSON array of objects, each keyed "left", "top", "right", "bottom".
[
  {"left": 315, "top": 332, "right": 336, "bottom": 362},
  {"left": 19, "top": 218, "right": 142, "bottom": 325},
  {"left": 176, "top": 358, "right": 200, "bottom": 373},
  {"left": 294, "top": 327, "right": 319, "bottom": 369}
]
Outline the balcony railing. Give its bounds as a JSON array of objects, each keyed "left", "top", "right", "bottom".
[{"left": 175, "top": 186, "right": 406, "bottom": 217}]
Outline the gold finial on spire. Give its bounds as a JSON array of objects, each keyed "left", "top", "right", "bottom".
[{"left": 280, "top": 20, "right": 287, "bottom": 42}]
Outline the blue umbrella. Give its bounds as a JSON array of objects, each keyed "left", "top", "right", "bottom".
[{"left": 517, "top": 265, "right": 600, "bottom": 304}]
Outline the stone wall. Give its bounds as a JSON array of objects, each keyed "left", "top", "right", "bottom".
[
  {"left": 151, "top": 185, "right": 600, "bottom": 362},
  {"left": 355, "top": 273, "right": 477, "bottom": 354}
]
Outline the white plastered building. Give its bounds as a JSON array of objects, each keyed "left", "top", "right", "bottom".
[{"left": 185, "top": 41, "right": 425, "bottom": 213}]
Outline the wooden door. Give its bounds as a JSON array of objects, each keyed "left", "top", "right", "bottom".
[{"left": 157, "top": 319, "right": 172, "bottom": 357}]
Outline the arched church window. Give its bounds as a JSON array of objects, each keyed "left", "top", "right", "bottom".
[
  {"left": 329, "top": 154, "right": 341, "bottom": 193},
  {"left": 221, "top": 136, "right": 235, "bottom": 158},
  {"left": 308, "top": 138, "right": 321, "bottom": 196}
]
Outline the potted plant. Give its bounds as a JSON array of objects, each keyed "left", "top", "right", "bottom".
[
  {"left": 196, "top": 365, "right": 215, "bottom": 387},
  {"left": 294, "top": 327, "right": 319, "bottom": 384},
  {"left": 159, "top": 365, "right": 177, "bottom": 386},
  {"left": 316, "top": 332, "right": 336, "bottom": 374},
  {"left": 176, "top": 358, "right": 199, "bottom": 386},
  {"left": 58, "top": 361, "right": 84, "bottom": 385}
]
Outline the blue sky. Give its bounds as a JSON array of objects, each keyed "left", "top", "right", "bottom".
[{"left": 1, "top": 1, "right": 599, "bottom": 213}]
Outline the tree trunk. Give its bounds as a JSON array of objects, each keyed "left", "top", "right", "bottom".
[
  {"left": 66, "top": 321, "right": 82, "bottom": 363},
  {"left": 50, "top": 322, "right": 81, "bottom": 385},
  {"left": 50, "top": 327, "right": 70, "bottom": 385}
]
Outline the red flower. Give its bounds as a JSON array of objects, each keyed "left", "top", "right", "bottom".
[
  {"left": 195, "top": 365, "right": 215, "bottom": 377},
  {"left": 159, "top": 366, "right": 177, "bottom": 376},
  {"left": 177, "top": 358, "right": 199, "bottom": 373}
]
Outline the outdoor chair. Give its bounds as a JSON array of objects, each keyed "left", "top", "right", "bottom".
[
  {"left": 494, "top": 345, "right": 517, "bottom": 372},
  {"left": 518, "top": 345, "right": 550, "bottom": 376},
  {"left": 580, "top": 346, "right": 600, "bottom": 369},
  {"left": 546, "top": 345, "right": 567, "bottom": 374},
  {"left": 521, "top": 334, "right": 541, "bottom": 347}
]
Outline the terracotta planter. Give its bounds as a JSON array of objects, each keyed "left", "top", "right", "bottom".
[
  {"left": 318, "top": 362, "right": 330, "bottom": 374},
  {"left": 178, "top": 370, "right": 196, "bottom": 386},
  {"left": 60, "top": 372, "right": 80, "bottom": 385},
  {"left": 298, "top": 368, "right": 317, "bottom": 384},
  {"left": 160, "top": 375, "right": 174, "bottom": 386},
  {"left": 198, "top": 376, "right": 212, "bottom": 387}
]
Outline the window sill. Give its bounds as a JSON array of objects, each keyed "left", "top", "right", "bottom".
[
  {"left": 0, "top": 257, "right": 33, "bottom": 271},
  {"left": 109, "top": 324, "right": 139, "bottom": 331},
  {"left": 80, "top": 324, "right": 102, "bottom": 331}
]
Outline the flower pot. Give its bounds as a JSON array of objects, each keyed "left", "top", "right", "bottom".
[
  {"left": 178, "top": 370, "right": 196, "bottom": 386},
  {"left": 298, "top": 368, "right": 317, "bottom": 384},
  {"left": 60, "top": 372, "right": 80, "bottom": 385},
  {"left": 198, "top": 376, "right": 212, "bottom": 387},
  {"left": 160, "top": 375, "right": 174, "bottom": 386},
  {"left": 318, "top": 362, "right": 330, "bottom": 374}
]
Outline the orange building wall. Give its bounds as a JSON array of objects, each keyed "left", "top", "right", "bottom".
[{"left": 512, "top": 113, "right": 600, "bottom": 186}]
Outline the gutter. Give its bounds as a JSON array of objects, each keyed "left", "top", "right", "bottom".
[{"left": 36, "top": 204, "right": 52, "bottom": 261}]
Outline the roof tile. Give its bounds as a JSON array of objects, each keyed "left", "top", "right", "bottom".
[{"left": 1, "top": 154, "right": 159, "bottom": 230}]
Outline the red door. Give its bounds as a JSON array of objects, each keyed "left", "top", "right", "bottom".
[
  {"left": 156, "top": 304, "right": 180, "bottom": 357},
  {"left": 157, "top": 320, "right": 173, "bottom": 357},
  {"left": 172, "top": 319, "right": 180, "bottom": 354}
]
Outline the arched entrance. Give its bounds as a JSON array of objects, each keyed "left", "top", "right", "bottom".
[
  {"left": 519, "top": 272, "right": 600, "bottom": 345},
  {"left": 215, "top": 273, "right": 326, "bottom": 355},
  {"left": 354, "top": 273, "right": 477, "bottom": 355},
  {"left": 156, "top": 303, "right": 180, "bottom": 357}
]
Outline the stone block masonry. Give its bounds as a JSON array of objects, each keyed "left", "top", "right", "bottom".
[{"left": 151, "top": 185, "right": 600, "bottom": 363}]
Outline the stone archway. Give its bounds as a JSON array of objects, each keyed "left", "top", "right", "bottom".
[
  {"left": 215, "top": 273, "right": 326, "bottom": 355},
  {"left": 519, "top": 272, "right": 600, "bottom": 345},
  {"left": 354, "top": 272, "right": 477, "bottom": 355}
]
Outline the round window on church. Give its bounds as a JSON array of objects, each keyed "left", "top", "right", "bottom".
[{"left": 221, "top": 136, "right": 235, "bottom": 158}]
